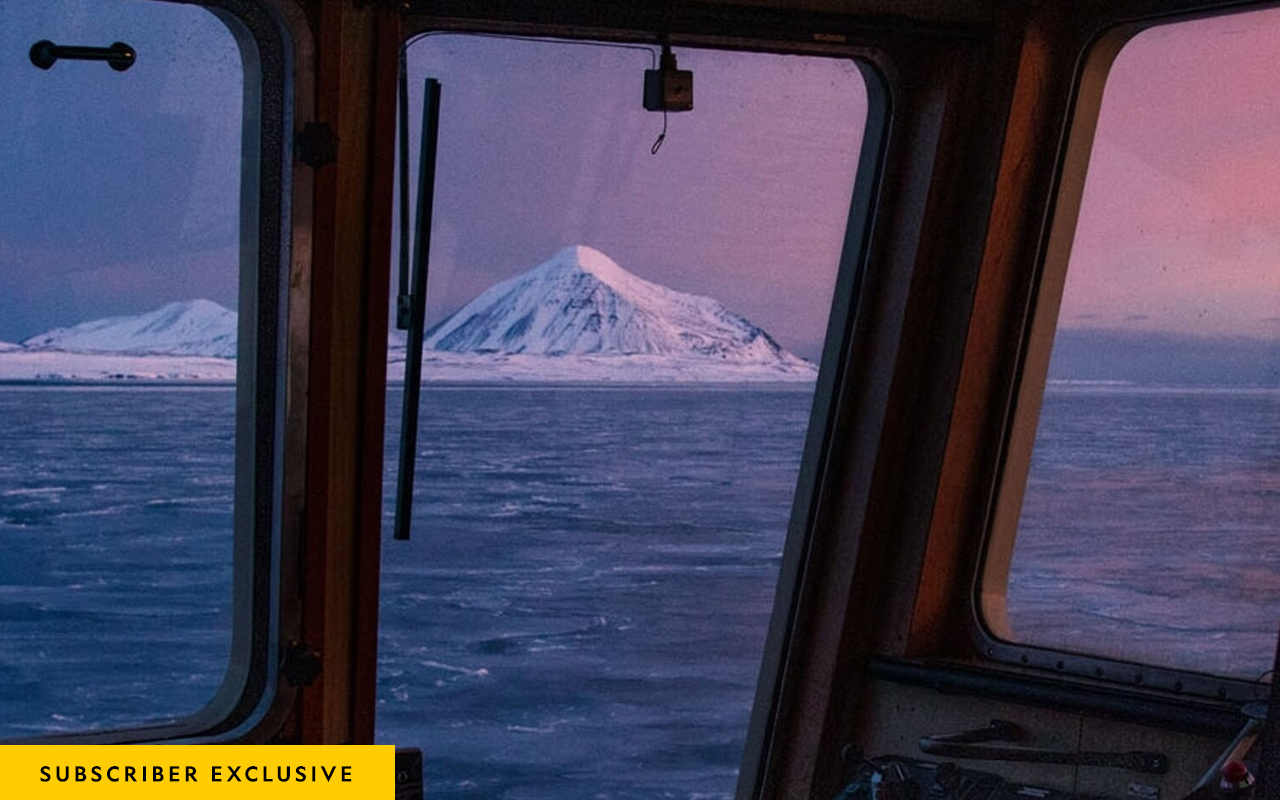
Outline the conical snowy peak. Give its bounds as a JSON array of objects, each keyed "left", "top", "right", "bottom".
[
  {"left": 533, "top": 245, "right": 633, "bottom": 283},
  {"left": 22, "top": 299, "right": 238, "bottom": 358},
  {"left": 424, "top": 246, "right": 811, "bottom": 371}
]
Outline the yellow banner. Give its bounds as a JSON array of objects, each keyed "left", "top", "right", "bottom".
[{"left": 0, "top": 745, "right": 394, "bottom": 798}]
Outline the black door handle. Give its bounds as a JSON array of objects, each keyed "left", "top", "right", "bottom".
[{"left": 29, "top": 40, "right": 136, "bottom": 72}]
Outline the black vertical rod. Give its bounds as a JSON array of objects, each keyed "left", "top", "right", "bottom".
[
  {"left": 395, "top": 51, "right": 412, "bottom": 330},
  {"left": 393, "top": 78, "right": 442, "bottom": 542}
]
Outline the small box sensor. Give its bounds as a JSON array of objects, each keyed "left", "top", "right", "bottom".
[{"left": 644, "top": 45, "right": 692, "bottom": 112}]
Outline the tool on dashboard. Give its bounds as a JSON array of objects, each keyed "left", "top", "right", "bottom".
[
  {"left": 920, "top": 720, "right": 1169, "bottom": 774},
  {"left": 834, "top": 753, "right": 1081, "bottom": 800}
]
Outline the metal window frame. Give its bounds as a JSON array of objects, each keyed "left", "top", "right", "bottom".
[
  {"left": 741, "top": 61, "right": 890, "bottom": 800},
  {"left": 388, "top": 16, "right": 896, "bottom": 800},
  {"left": 3, "top": 0, "right": 307, "bottom": 744},
  {"left": 973, "top": 1, "right": 1280, "bottom": 706}
]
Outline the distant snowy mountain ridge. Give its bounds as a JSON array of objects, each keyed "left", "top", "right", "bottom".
[
  {"left": 2, "top": 248, "right": 816, "bottom": 382},
  {"left": 416, "top": 245, "right": 813, "bottom": 375},
  {"left": 21, "top": 299, "right": 237, "bottom": 358}
]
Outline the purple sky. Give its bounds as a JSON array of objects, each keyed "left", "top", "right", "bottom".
[
  {"left": 398, "top": 36, "right": 865, "bottom": 360},
  {"left": 5, "top": 3, "right": 1280, "bottom": 360},
  {"left": 0, "top": 6, "right": 867, "bottom": 361},
  {"left": 0, "top": 0, "right": 243, "bottom": 342}
]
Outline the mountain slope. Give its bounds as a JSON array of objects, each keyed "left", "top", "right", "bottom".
[
  {"left": 423, "top": 246, "right": 812, "bottom": 377},
  {"left": 21, "top": 299, "right": 237, "bottom": 358}
]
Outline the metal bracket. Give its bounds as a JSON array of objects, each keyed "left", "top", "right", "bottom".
[
  {"left": 295, "top": 122, "right": 338, "bottom": 168},
  {"left": 281, "top": 641, "right": 322, "bottom": 687}
]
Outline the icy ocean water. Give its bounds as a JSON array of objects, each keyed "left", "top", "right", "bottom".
[
  {"left": 0, "top": 386, "right": 235, "bottom": 736},
  {"left": 375, "top": 386, "right": 811, "bottom": 800},
  {"left": 1006, "top": 385, "right": 1280, "bottom": 680},
  {"left": 0, "top": 384, "right": 1277, "bottom": 796}
]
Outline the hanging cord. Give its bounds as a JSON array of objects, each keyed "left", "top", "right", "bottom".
[
  {"left": 1254, "top": 668, "right": 1275, "bottom": 699},
  {"left": 651, "top": 108, "right": 667, "bottom": 155},
  {"left": 398, "top": 31, "right": 667, "bottom": 155}
]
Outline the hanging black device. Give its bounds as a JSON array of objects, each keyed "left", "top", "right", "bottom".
[{"left": 643, "top": 42, "right": 692, "bottom": 112}]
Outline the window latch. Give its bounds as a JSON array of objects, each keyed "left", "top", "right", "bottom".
[{"left": 920, "top": 720, "right": 1169, "bottom": 774}]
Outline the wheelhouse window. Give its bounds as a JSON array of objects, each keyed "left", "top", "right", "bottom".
[
  {"left": 982, "top": 9, "right": 1280, "bottom": 685},
  {"left": 379, "top": 34, "right": 873, "bottom": 797},
  {"left": 0, "top": 0, "right": 285, "bottom": 738}
]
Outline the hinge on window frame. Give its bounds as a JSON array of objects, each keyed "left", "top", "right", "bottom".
[
  {"left": 295, "top": 122, "right": 338, "bottom": 168},
  {"left": 282, "top": 640, "right": 322, "bottom": 687},
  {"left": 352, "top": 0, "right": 413, "bottom": 11}
]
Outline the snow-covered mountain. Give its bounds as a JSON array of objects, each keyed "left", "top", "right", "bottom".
[
  {"left": 0, "top": 248, "right": 815, "bottom": 383},
  {"left": 415, "top": 245, "right": 814, "bottom": 380},
  {"left": 21, "top": 299, "right": 237, "bottom": 358}
]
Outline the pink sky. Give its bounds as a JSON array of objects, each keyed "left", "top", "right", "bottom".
[{"left": 1061, "top": 7, "right": 1280, "bottom": 337}]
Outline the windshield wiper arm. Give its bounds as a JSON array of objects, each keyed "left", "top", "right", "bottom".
[{"left": 393, "top": 76, "right": 441, "bottom": 542}]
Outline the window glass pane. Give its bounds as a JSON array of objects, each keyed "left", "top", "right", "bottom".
[
  {"left": 997, "top": 10, "right": 1280, "bottom": 679},
  {"left": 379, "top": 36, "right": 867, "bottom": 798},
  {"left": 0, "top": 0, "right": 244, "bottom": 734}
]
